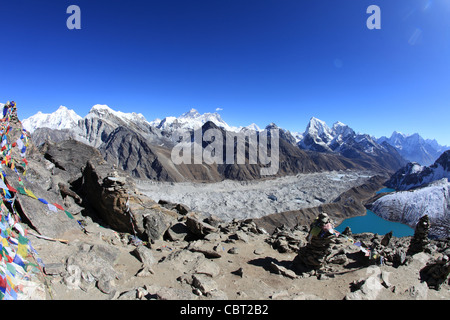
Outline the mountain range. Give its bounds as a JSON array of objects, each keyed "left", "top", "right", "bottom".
[
  {"left": 20, "top": 105, "right": 447, "bottom": 181},
  {"left": 378, "top": 132, "right": 449, "bottom": 166}
]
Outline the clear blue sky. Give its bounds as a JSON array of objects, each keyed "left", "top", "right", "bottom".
[{"left": 1, "top": 0, "right": 449, "bottom": 145}]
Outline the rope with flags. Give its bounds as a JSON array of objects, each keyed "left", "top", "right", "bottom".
[{"left": 0, "top": 101, "right": 85, "bottom": 299}]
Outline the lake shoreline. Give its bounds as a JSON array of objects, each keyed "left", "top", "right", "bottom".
[{"left": 336, "top": 209, "right": 414, "bottom": 238}]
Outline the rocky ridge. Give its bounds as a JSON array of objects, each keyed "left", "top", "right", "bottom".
[{"left": 385, "top": 150, "right": 450, "bottom": 191}]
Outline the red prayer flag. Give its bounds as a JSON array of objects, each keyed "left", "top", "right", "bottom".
[
  {"left": 6, "top": 183, "right": 17, "bottom": 193},
  {"left": 53, "top": 203, "right": 64, "bottom": 211}
]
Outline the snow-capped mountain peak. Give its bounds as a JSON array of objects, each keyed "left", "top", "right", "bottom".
[
  {"left": 305, "top": 117, "right": 332, "bottom": 138},
  {"left": 153, "top": 109, "right": 240, "bottom": 133},
  {"left": 181, "top": 108, "right": 201, "bottom": 119},
  {"left": 87, "top": 104, "right": 148, "bottom": 124},
  {"left": 22, "top": 105, "right": 82, "bottom": 133},
  {"left": 241, "top": 123, "right": 261, "bottom": 132},
  {"left": 298, "top": 117, "right": 334, "bottom": 152}
]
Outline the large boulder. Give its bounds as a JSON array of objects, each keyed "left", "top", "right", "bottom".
[{"left": 79, "top": 160, "right": 179, "bottom": 241}]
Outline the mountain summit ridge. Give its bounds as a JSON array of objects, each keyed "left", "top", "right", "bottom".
[{"left": 21, "top": 104, "right": 447, "bottom": 168}]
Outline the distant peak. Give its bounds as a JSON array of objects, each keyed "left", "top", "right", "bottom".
[
  {"left": 306, "top": 117, "right": 330, "bottom": 132},
  {"left": 391, "top": 131, "right": 406, "bottom": 138},
  {"left": 180, "top": 108, "right": 200, "bottom": 118},
  {"left": 265, "top": 122, "right": 278, "bottom": 129},
  {"left": 332, "top": 121, "right": 347, "bottom": 128},
  {"left": 187, "top": 108, "right": 199, "bottom": 115},
  {"left": 90, "top": 104, "right": 113, "bottom": 112},
  {"left": 308, "top": 117, "right": 327, "bottom": 126}
]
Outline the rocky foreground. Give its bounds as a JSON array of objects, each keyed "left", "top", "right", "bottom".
[{"left": 31, "top": 211, "right": 450, "bottom": 301}]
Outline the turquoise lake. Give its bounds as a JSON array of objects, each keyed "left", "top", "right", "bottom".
[
  {"left": 376, "top": 187, "right": 396, "bottom": 194},
  {"left": 336, "top": 210, "right": 415, "bottom": 238}
]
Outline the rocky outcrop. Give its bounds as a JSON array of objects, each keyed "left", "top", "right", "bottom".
[
  {"left": 78, "top": 160, "right": 183, "bottom": 240},
  {"left": 386, "top": 150, "right": 450, "bottom": 191},
  {"left": 3, "top": 118, "right": 82, "bottom": 238},
  {"left": 420, "top": 255, "right": 450, "bottom": 290}
]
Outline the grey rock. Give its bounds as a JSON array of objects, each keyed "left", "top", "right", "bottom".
[
  {"left": 269, "top": 261, "right": 297, "bottom": 279},
  {"left": 165, "top": 222, "right": 190, "bottom": 241},
  {"left": 186, "top": 214, "right": 217, "bottom": 237},
  {"left": 132, "top": 245, "right": 156, "bottom": 269},
  {"left": 118, "top": 289, "right": 139, "bottom": 300},
  {"left": 156, "top": 287, "right": 198, "bottom": 300},
  {"left": 188, "top": 240, "right": 222, "bottom": 259},
  {"left": 44, "top": 263, "right": 65, "bottom": 276},
  {"left": 194, "top": 259, "right": 221, "bottom": 278},
  {"left": 97, "top": 276, "right": 113, "bottom": 294},
  {"left": 228, "top": 247, "right": 239, "bottom": 254},
  {"left": 144, "top": 210, "right": 173, "bottom": 241},
  {"left": 192, "top": 274, "right": 218, "bottom": 295},
  {"left": 329, "top": 253, "right": 348, "bottom": 265}
]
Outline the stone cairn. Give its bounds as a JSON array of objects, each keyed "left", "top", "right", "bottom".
[
  {"left": 293, "top": 212, "right": 336, "bottom": 274},
  {"left": 407, "top": 215, "right": 430, "bottom": 256}
]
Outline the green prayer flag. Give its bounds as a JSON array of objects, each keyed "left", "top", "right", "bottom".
[
  {"left": 64, "top": 210, "right": 75, "bottom": 219},
  {"left": 6, "top": 263, "right": 16, "bottom": 276},
  {"left": 18, "top": 233, "right": 28, "bottom": 245},
  {"left": 17, "top": 186, "right": 26, "bottom": 195}
]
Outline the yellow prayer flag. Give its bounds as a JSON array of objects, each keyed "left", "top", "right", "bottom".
[
  {"left": 17, "top": 243, "right": 28, "bottom": 258},
  {"left": 25, "top": 188, "right": 37, "bottom": 199}
]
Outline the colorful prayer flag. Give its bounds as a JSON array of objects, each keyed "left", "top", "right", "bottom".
[{"left": 47, "top": 203, "right": 57, "bottom": 213}]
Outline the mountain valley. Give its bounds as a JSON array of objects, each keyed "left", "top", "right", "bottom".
[{"left": 0, "top": 102, "right": 447, "bottom": 301}]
